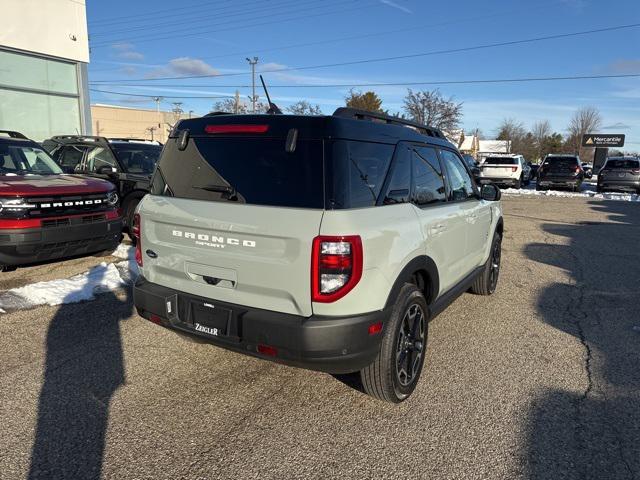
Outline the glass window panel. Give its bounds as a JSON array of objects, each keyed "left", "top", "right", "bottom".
[
  {"left": 0, "top": 50, "right": 77, "bottom": 95},
  {"left": 0, "top": 89, "right": 81, "bottom": 141}
]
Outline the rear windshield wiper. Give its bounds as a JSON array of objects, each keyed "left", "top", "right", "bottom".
[
  {"left": 194, "top": 184, "right": 235, "bottom": 194},
  {"left": 194, "top": 184, "right": 238, "bottom": 200}
]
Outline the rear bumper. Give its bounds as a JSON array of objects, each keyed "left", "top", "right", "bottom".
[
  {"left": 133, "top": 276, "right": 388, "bottom": 374},
  {"left": 0, "top": 217, "right": 122, "bottom": 266},
  {"left": 479, "top": 177, "right": 520, "bottom": 187},
  {"left": 597, "top": 179, "right": 640, "bottom": 192},
  {"left": 537, "top": 177, "right": 581, "bottom": 188}
]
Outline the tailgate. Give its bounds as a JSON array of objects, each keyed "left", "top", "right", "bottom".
[
  {"left": 481, "top": 164, "right": 517, "bottom": 177},
  {"left": 139, "top": 196, "right": 322, "bottom": 316}
]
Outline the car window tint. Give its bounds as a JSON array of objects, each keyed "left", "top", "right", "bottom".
[
  {"left": 60, "top": 146, "right": 85, "bottom": 171},
  {"left": 382, "top": 146, "right": 410, "bottom": 205},
  {"left": 87, "top": 147, "right": 118, "bottom": 173},
  {"left": 606, "top": 159, "right": 639, "bottom": 169},
  {"left": 439, "top": 149, "right": 475, "bottom": 201},
  {"left": 327, "top": 140, "right": 393, "bottom": 209},
  {"left": 412, "top": 146, "right": 446, "bottom": 206}
]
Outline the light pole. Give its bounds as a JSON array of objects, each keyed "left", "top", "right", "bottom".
[{"left": 246, "top": 57, "right": 258, "bottom": 113}]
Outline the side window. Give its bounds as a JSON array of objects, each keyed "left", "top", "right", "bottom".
[
  {"left": 412, "top": 146, "right": 447, "bottom": 206},
  {"left": 439, "top": 149, "right": 476, "bottom": 201},
  {"left": 328, "top": 140, "right": 393, "bottom": 208},
  {"left": 86, "top": 147, "right": 118, "bottom": 173},
  {"left": 382, "top": 146, "right": 410, "bottom": 205},
  {"left": 59, "top": 146, "right": 85, "bottom": 172}
]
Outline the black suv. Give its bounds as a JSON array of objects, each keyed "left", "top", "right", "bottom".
[
  {"left": 536, "top": 154, "right": 584, "bottom": 192},
  {"left": 42, "top": 136, "right": 162, "bottom": 230}
]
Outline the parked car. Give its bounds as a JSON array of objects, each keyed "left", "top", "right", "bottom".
[
  {"left": 478, "top": 154, "right": 531, "bottom": 188},
  {"left": 529, "top": 163, "right": 541, "bottom": 179},
  {"left": 42, "top": 136, "right": 162, "bottom": 231},
  {"left": 0, "top": 130, "right": 121, "bottom": 271},
  {"left": 133, "top": 108, "right": 504, "bottom": 403},
  {"left": 461, "top": 154, "right": 481, "bottom": 184},
  {"left": 581, "top": 162, "right": 593, "bottom": 179},
  {"left": 597, "top": 157, "right": 640, "bottom": 193},
  {"left": 537, "top": 154, "right": 584, "bottom": 192}
]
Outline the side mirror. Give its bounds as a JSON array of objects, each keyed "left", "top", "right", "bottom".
[
  {"left": 481, "top": 183, "right": 501, "bottom": 202},
  {"left": 97, "top": 165, "right": 117, "bottom": 175}
]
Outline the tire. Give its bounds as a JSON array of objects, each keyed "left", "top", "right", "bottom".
[
  {"left": 360, "top": 284, "right": 428, "bottom": 403},
  {"left": 470, "top": 231, "right": 502, "bottom": 296},
  {"left": 514, "top": 178, "right": 522, "bottom": 190},
  {"left": 1, "top": 265, "right": 17, "bottom": 272},
  {"left": 125, "top": 197, "right": 141, "bottom": 242},
  {"left": 536, "top": 184, "right": 545, "bottom": 191}
]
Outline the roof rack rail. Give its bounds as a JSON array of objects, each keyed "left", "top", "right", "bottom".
[
  {"left": 332, "top": 107, "right": 445, "bottom": 139},
  {"left": 108, "top": 137, "right": 157, "bottom": 142},
  {"left": 50, "top": 135, "right": 110, "bottom": 144},
  {"left": 0, "top": 130, "right": 29, "bottom": 139}
]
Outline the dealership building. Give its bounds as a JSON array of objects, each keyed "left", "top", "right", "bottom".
[{"left": 0, "top": 0, "right": 91, "bottom": 141}]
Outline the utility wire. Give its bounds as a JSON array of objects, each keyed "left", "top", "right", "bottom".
[
  {"left": 89, "top": 0, "right": 246, "bottom": 26},
  {"left": 89, "top": 74, "right": 640, "bottom": 98},
  {"left": 90, "top": 1, "right": 378, "bottom": 47},
  {"left": 90, "top": 0, "right": 336, "bottom": 37},
  {"left": 90, "top": 22, "right": 640, "bottom": 83},
  {"left": 90, "top": 88, "right": 236, "bottom": 99},
  {"left": 89, "top": 1, "right": 559, "bottom": 73}
]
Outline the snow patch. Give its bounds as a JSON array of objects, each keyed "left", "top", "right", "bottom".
[
  {"left": 502, "top": 188, "right": 639, "bottom": 202},
  {"left": 112, "top": 243, "right": 134, "bottom": 260}
]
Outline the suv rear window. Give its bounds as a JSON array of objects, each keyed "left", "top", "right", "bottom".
[
  {"left": 111, "top": 143, "right": 161, "bottom": 174},
  {"left": 544, "top": 156, "right": 578, "bottom": 165},
  {"left": 605, "top": 159, "right": 639, "bottom": 169},
  {"left": 152, "top": 137, "right": 324, "bottom": 209},
  {"left": 484, "top": 157, "right": 517, "bottom": 165},
  {"left": 152, "top": 136, "right": 395, "bottom": 210}
]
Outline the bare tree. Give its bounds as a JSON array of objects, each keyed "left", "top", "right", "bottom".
[
  {"left": 402, "top": 89, "right": 463, "bottom": 134},
  {"left": 566, "top": 106, "right": 602, "bottom": 161},
  {"left": 531, "top": 120, "right": 552, "bottom": 161},
  {"left": 211, "top": 98, "right": 269, "bottom": 114},
  {"left": 212, "top": 98, "right": 248, "bottom": 114},
  {"left": 286, "top": 100, "right": 322, "bottom": 115},
  {"left": 496, "top": 118, "right": 527, "bottom": 153}
]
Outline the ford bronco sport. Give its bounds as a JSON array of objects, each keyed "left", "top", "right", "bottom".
[
  {"left": 0, "top": 130, "right": 122, "bottom": 271},
  {"left": 133, "top": 109, "right": 503, "bottom": 403}
]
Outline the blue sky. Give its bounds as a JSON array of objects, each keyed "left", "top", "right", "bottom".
[{"left": 87, "top": 0, "right": 640, "bottom": 148}]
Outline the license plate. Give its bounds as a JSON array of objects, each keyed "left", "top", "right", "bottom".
[{"left": 191, "top": 301, "right": 230, "bottom": 337}]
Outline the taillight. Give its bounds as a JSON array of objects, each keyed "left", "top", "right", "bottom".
[
  {"left": 311, "top": 235, "right": 363, "bottom": 303},
  {"left": 204, "top": 124, "right": 269, "bottom": 134},
  {"left": 511, "top": 166, "right": 518, "bottom": 173},
  {"left": 133, "top": 213, "right": 142, "bottom": 267},
  {"left": 632, "top": 169, "right": 640, "bottom": 174}
]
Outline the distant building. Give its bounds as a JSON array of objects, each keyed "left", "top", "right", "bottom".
[
  {"left": 0, "top": 0, "right": 90, "bottom": 140},
  {"left": 91, "top": 104, "right": 190, "bottom": 143},
  {"left": 477, "top": 140, "right": 511, "bottom": 162},
  {"left": 459, "top": 135, "right": 480, "bottom": 155}
]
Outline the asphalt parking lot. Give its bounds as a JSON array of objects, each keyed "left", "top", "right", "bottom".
[{"left": 0, "top": 195, "right": 638, "bottom": 480}]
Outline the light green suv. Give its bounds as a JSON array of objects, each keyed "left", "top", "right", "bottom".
[{"left": 133, "top": 108, "right": 504, "bottom": 403}]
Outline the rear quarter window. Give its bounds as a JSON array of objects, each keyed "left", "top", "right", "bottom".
[{"left": 325, "top": 140, "right": 394, "bottom": 209}]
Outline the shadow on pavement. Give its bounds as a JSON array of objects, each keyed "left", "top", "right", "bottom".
[
  {"left": 523, "top": 200, "right": 640, "bottom": 479},
  {"left": 27, "top": 271, "right": 132, "bottom": 480}
]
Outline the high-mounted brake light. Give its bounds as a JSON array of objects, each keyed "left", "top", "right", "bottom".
[
  {"left": 311, "top": 235, "right": 363, "bottom": 303},
  {"left": 204, "top": 124, "right": 269, "bottom": 134},
  {"left": 133, "top": 213, "right": 142, "bottom": 267}
]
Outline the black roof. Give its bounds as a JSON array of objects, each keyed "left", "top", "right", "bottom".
[{"left": 172, "top": 108, "right": 456, "bottom": 149}]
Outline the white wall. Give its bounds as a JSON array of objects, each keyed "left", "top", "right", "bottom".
[{"left": 0, "top": 0, "right": 89, "bottom": 62}]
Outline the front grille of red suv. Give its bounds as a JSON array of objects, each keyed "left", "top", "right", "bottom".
[{"left": 1, "top": 193, "right": 115, "bottom": 220}]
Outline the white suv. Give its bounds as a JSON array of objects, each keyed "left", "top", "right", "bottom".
[
  {"left": 479, "top": 154, "right": 531, "bottom": 188},
  {"left": 133, "top": 109, "right": 504, "bottom": 403}
]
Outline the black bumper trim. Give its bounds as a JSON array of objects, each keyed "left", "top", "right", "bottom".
[
  {"left": 0, "top": 219, "right": 122, "bottom": 266},
  {"left": 133, "top": 276, "right": 388, "bottom": 374}
]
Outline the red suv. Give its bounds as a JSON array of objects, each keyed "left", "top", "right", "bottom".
[{"left": 0, "top": 131, "right": 122, "bottom": 271}]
